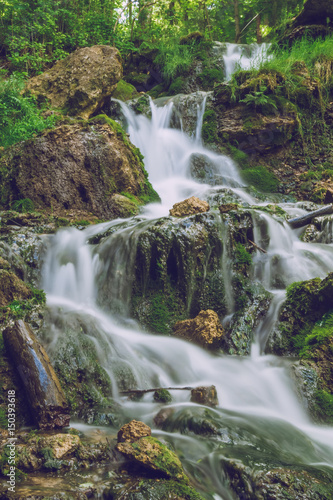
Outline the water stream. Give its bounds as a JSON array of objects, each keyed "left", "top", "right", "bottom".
[{"left": 40, "top": 98, "right": 333, "bottom": 498}]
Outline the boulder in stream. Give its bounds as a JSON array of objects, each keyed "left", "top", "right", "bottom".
[
  {"left": 190, "top": 385, "right": 219, "bottom": 407},
  {"left": 117, "top": 420, "right": 151, "bottom": 443},
  {"left": 25, "top": 45, "right": 122, "bottom": 119},
  {"left": 116, "top": 421, "right": 188, "bottom": 482},
  {"left": 3, "top": 321, "right": 70, "bottom": 429},
  {"left": 169, "top": 196, "right": 210, "bottom": 217},
  {"left": 173, "top": 309, "right": 224, "bottom": 349}
]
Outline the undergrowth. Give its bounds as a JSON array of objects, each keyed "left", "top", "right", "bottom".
[{"left": 0, "top": 72, "right": 58, "bottom": 149}]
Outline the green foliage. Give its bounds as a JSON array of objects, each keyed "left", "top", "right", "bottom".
[
  {"left": 155, "top": 42, "right": 194, "bottom": 83},
  {"left": 242, "top": 165, "right": 279, "bottom": 192},
  {"left": 1, "top": 285, "right": 46, "bottom": 320},
  {"left": 0, "top": 72, "right": 58, "bottom": 148},
  {"left": 240, "top": 86, "right": 278, "bottom": 113},
  {"left": 40, "top": 447, "right": 54, "bottom": 460},
  {"left": 11, "top": 198, "right": 35, "bottom": 213},
  {"left": 234, "top": 243, "right": 252, "bottom": 266},
  {"left": 297, "top": 311, "right": 333, "bottom": 357}
]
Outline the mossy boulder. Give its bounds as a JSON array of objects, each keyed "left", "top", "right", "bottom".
[
  {"left": 25, "top": 45, "right": 122, "bottom": 119},
  {"left": 117, "top": 436, "right": 188, "bottom": 482},
  {"left": 268, "top": 274, "right": 333, "bottom": 422},
  {"left": 0, "top": 115, "right": 159, "bottom": 219}
]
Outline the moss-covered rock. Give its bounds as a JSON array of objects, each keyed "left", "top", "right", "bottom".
[
  {"left": 0, "top": 116, "right": 159, "bottom": 219},
  {"left": 268, "top": 274, "right": 333, "bottom": 422},
  {"left": 112, "top": 79, "right": 139, "bottom": 101},
  {"left": 117, "top": 436, "right": 188, "bottom": 482}
]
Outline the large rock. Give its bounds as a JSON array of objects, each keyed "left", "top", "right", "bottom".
[
  {"left": 0, "top": 116, "right": 158, "bottom": 219},
  {"left": 26, "top": 46, "right": 122, "bottom": 119},
  {"left": 117, "top": 420, "right": 151, "bottom": 443},
  {"left": 117, "top": 437, "right": 188, "bottom": 482},
  {"left": 3, "top": 321, "right": 70, "bottom": 429},
  {"left": 169, "top": 196, "right": 209, "bottom": 217},
  {"left": 173, "top": 310, "right": 224, "bottom": 349}
]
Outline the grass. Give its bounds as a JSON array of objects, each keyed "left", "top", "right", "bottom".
[{"left": 0, "top": 72, "right": 58, "bottom": 149}]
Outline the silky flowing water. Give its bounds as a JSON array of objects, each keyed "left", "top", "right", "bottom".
[{"left": 39, "top": 96, "right": 333, "bottom": 498}]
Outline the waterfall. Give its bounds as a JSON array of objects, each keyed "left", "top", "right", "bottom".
[
  {"left": 212, "top": 41, "right": 271, "bottom": 80},
  {"left": 40, "top": 97, "right": 333, "bottom": 498}
]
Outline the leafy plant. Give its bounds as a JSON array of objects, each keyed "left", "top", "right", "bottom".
[
  {"left": 11, "top": 198, "right": 35, "bottom": 213},
  {"left": 0, "top": 72, "right": 58, "bottom": 148},
  {"left": 240, "top": 86, "right": 277, "bottom": 113}
]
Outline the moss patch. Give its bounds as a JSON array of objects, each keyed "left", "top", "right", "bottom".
[
  {"left": 202, "top": 109, "right": 217, "bottom": 144},
  {"left": 112, "top": 79, "right": 139, "bottom": 101}
]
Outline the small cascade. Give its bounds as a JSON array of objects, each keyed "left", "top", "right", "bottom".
[{"left": 212, "top": 41, "right": 271, "bottom": 80}]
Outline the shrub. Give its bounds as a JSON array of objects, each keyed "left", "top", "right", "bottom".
[{"left": 0, "top": 72, "right": 58, "bottom": 148}]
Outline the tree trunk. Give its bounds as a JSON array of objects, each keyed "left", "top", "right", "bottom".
[
  {"left": 234, "top": 0, "right": 241, "bottom": 43},
  {"left": 288, "top": 205, "right": 333, "bottom": 229},
  {"left": 256, "top": 13, "right": 262, "bottom": 43},
  {"left": 3, "top": 321, "right": 70, "bottom": 429}
]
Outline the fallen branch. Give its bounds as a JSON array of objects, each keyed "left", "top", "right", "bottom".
[
  {"left": 248, "top": 239, "right": 267, "bottom": 254},
  {"left": 288, "top": 204, "right": 333, "bottom": 229},
  {"left": 120, "top": 386, "right": 193, "bottom": 395}
]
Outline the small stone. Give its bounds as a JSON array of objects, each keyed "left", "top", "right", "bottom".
[
  {"left": 169, "top": 196, "right": 209, "bottom": 217},
  {"left": 191, "top": 385, "right": 219, "bottom": 407},
  {"left": 219, "top": 203, "right": 238, "bottom": 213},
  {"left": 173, "top": 310, "right": 224, "bottom": 349},
  {"left": 117, "top": 420, "right": 151, "bottom": 443}
]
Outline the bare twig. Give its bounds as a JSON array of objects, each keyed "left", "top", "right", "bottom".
[
  {"left": 248, "top": 239, "right": 267, "bottom": 254},
  {"left": 120, "top": 386, "right": 193, "bottom": 395}
]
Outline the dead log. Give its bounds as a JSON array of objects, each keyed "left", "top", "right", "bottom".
[
  {"left": 248, "top": 239, "right": 267, "bottom": 254},
  {"left": 120, "top": 386, "right": 193, "bottom": 395},
  {"left": 288, "top": 205, "right": 333, "bottom": 229},
  {"left": 3, "top": 320, "right": 70, "bottom": 429}
]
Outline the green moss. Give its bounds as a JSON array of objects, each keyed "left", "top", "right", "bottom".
[
  {"left": 112, "top": 79, "right": 139, "bottom": 102},
  {"left": 168, "top": 76, "right": 186, "bottom": 95},
  {"left": 147, "top": 83, "right": 165, "bottom": 98},
  {"left": 314, "top": 390, "right": 333, "bottom": 423},
  {"left": 241, "top": 165, "right": 279, "bottom": 193},
  {"left": 0, "top": 407, "right": 7, "bottom": 428},
  {"left": 198, "top": 67, "right": 224, "bottom": 91},
  {"left": 154, "top": 389, "right": 172, "bottom": 403},
  {"left": 202, "top": 109, "right": 217, "bottom": 144}
]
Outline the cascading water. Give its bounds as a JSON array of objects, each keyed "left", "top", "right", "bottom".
[
  {"left": 40, "top": 97, "right": 333, "bottom": 498},
  {"left": 212, "top": 41, "right": 271, "bottom": 81}
]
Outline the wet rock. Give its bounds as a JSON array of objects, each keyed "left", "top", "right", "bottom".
[
  {"left": 117, "top": 420, "right": 151, "bottom": 443},
  {"left": 26, "top": 45, "right": 122, "bottom": 119},
  {"left": 0, "top": 117, "right": 158, "bottom": 219},
  {"left": 3, "top": 321, "right": 70, "bottom": 429},
  {"left": 190, "top": 385, "right": 219, "bottom": 407},
  {"left": 173, "top": 310, "right": 224, "bottom": 349},
  {"left": 219, "top": 203, "right": 238, "bottom": 213},
  {"left": 154, "top": 408, "right": 175, "bottom": 428},
  {"left": 169, "top": 196, "right": 210, "bottom": 217},
  {"left": 38, "top": 433, "right": 80, "bottom": 459},
  {"left": 116, "top": 436, "right": 188, "bottom": 482},
  {"left": 154, "top": 389, "right": 172, "bottom": 403}
]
